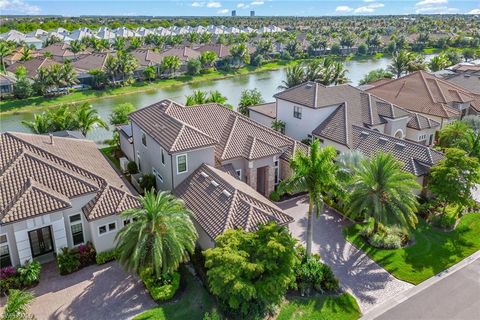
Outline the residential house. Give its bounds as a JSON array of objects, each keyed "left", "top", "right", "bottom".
[
  {"left": 6, "top": 57, "right": 61, "bottom": 79},
  {"left": 130, "top": 49, "right": 164, "bottom": 76},
  {"left": 248, "top": 102, "right": 277, "bottom": 129},
  {"left": 174, "top": 164, "right": 293, "bottom": 248},
  {"left": 125, "top": 99, "right": 307, "bottom": 198},
  {"left": 96, "top": 27, "right": 117, "bottom": 42},
  {"left": 256, "top": 82, "right": 443, "bottom": 186},
  {"left": 71, "top": 52, "right": 112, "bottom": 84},
  {"left": 443, "top": 70, "right": 480, "bottom": 96},
  {"left": 39, "top": 43, "right": 78, "bottom": 62},
  {"left": 195, "top": 44, "right": 232, "bottom": 59},
  {"left": 0, "top": 132, "right": 139, "bottom": 267},
  {"left": 0, "top": 30, "right": 43, "bottom": 49},
  {"left": 0, "top": 73, "right": 16, "bottom": 97},
  {"left": 367, "top": 70, "right": 480, "bottom": 127},
  {"left": 157, "top": 46, "right": 201, "bottom": 73}
]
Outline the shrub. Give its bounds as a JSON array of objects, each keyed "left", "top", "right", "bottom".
[
  {"left": 78, "top": 242, "right": 96, "bottom": 267},
  {"left": 17, "top": 260, "right": 41, "bottom": 287},
  {"left": 0, "top": 267, "right": 20, "bottom": 295},
  {"left": 360, "top": 224, "right": 408, "bottom": 249},
  {"left": 431, "top": 206, "right": 459, "bottom": 229},
  {"left": 295, "top": 256, "right": 339, "bottom": 295},
  {"left": 127, "top": 161, "right": 138, "bottom": 174},
  {"left": 95, "top": 249, "right": 118, "bottom": 265},
  {"left": 0, "top": 266, "right": 16, "bottom": 280},
  {"left": 203, "top": 310, "right": 222, "bottom": 320},
  {"left": 57, "top": 247, "right": 80, "bottom": 275},
  {"left": 269, "top": 189, "right": 281, "bottom": 202},
  {"left": 187, "top": 58, "right": 202, "bottom": 75},
  {"left": 320, "top": 263, "right": 339, "bottom": 291},
  {"left": 139, "top": 173, "right": 156, "bottom": 191},
  {"left": 139, "top": 268, "right": 180, "bottom": 302}
]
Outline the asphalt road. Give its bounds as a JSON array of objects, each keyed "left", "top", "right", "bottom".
[{"left": 376, "top": 257, "right": 480, "bottom": 320}]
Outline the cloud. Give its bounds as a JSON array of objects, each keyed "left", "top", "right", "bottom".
[
  {"left": 207, "top": 1, "right": 221, "bottom": 8},
  {"left": 468, "top": 8, "right": 480, "bottom": 14},
  {"left": 251, "top": 1, "right": 264, "bottom": 5},
  {"left": 217, "top": 8, "right": 229, "bottom": 14},
  {"left": 415, "top": 6, "right": 459, "bottom": 13},
  {"left": 363, "top": 0, "right": 376, "bottom": 2},
  {"left": 335, "top": 6, "right": 353, "bottom": 13},
  {"left": 415, "top": 0, "right": 447, "bottom": 6},
  {"left": 354, "top": 2, "right": 384, "bottom": 13},
  {"left": 0, "top": 0, "right": 40, "bottom": 14},
  {"left": 237, "top": 3, "right": 245, "bottom": 8},
  {"left": 191, "top": 1, "right": 205, "bottom": 7}
]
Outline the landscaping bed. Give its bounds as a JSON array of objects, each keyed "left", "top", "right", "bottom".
[
  {"left": 0, "top": 260, "right": 41, "bottom": 295},
  {"left": 343, "top": 213, "right": 480, "bottom": 285}
]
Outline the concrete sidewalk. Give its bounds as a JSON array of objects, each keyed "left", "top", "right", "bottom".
[{"left": 279, "top": 196, "right": 413, "bottom": 313}]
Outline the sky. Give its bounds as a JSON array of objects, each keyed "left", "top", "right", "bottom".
[{"left": 0, "top": 0, "right": 479, "bottom": 17}]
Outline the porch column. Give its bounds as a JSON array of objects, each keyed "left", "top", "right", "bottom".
[
  {"left": 265, "top": 165, "right": 275, "bottom": 196},
  {"left": 246, "top": 167, "right": 257, "bottom": 191}
]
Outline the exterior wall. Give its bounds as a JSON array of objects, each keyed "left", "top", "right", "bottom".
[
  {"left": 383, "top": 117, "right": 410, "bottom": 138},
  {"left": 276, "top": 98, "right": 337, "bottom": 141},
  {"left": 249, "top": 110, "right": 274, "bottom": 129},
  {"left": 172, "top": 148, "right": 215, "bottom": 189},
  {"left": 88, "top": 214, "right": 127, "bottom": 253},
  {"left": 119, "top": 130, "right": 134, "bottom": 161},
  {"left": 192, "top": 220, "right": 215, "bottom": 249},
  {"left": 221, "top": 158, "right": 247, "bottom": 182},
  {"left": 315, "top": 136, "right": 350, "bottom": 153},
  {"left": 405, "top": 127, "right": 437, "bottom": 146}
]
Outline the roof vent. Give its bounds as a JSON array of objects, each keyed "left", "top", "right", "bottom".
[
  {"left": 360, "top": 131, "right": 370, "bottom": 136},
  {"left": 222, "top": 190, "right": 232, "bottom": 197},
  {"left": 200, "top": 172, "right": 209, "bottom": 178},
  {"left": 210, "top": 180, "right": 219, "bottom": 187},
  {"left": 379, "top": 137, "right": 389, "bottom": 143},
  {"left": 305, "top": 83, "right": 313, "bottom": 88},
  {"left": 464, "top": 74, "right": 471, "bottom": 78},
  {"left": 395, "top": 142, "right": 406, "bottom": 148}
]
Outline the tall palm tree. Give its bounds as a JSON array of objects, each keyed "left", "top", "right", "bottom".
[
  {"left": 208, "top": 90, "right": 227, "bottom": 104},
  {"left": 22, "top": 113, "right": 51, "bottom": 134},
  {"left": 115, "top": 191, "right": 197, "bottom": 277},
  {"left": 2, "top": 289, "right": 35, "bottom": 320},
  {"left": 278, "top": 140, "right": 338, "bottom": 256},
  {"left": 199, "top": 50, "right": 218, "bottom": 69},
  {"left": 105, "top": 55, "right": 118, "bottom": 82},
  {"left": 19, "top": 46, "right": 32, "bottom": 61},
  {"left": 348, "top": 152, "right": 420, "bottom": 234},
  {"left": 61, "top": 62, "right": 78, "bottom": 88},
  {"left": 185, "top": 90, "right": 208, "bottom": 106},
  {"left": 69, "top": 40, "right": 84, "bottom": 59},
  {"left": 278, "top": 64, "right": 305, "bottom": 89},
  {"left": 0, "top": 41, "right": 14, "bottom": 72},
  {"left": 160, "top": 55, "right": 181, "bottom": 77},
  {"left": 438, "top": 120, "right": 471, "bottom": 149},
  {"left": 74, "top": 103, "right": 108, "bottom": 136},
  {"left": 428, "top": 55, "right": 450, "bottom": 72}
]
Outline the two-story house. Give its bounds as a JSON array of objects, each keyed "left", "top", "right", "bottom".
[
  {"left": 0, "top": 132, "right": 139, "bottom": 267},
  {"left": 126, "top": 99, "right": 307, "bottom": 198},
  {"left": 249, "top": 82, "right": 443, "bottom": 187}
]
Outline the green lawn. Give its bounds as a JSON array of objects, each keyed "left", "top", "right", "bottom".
[
  {"left": 134, "top": 269, "right": 217, "bottom": 320},
  {"left": 0, "top": 60, "right": 294, "bottom": 114},
  {"left": 344, "top": 213, "right": 480, "bottom": 285},
  {"left": 277, "top": 293, "right": 361, "bottom": 320},
  {"left": 99, "top": 146, "right": 120, "bottom": 170}
]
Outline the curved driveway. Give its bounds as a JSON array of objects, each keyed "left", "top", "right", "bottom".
[{"left": 279, "top": 196, "right": 414, "bottom": 313}]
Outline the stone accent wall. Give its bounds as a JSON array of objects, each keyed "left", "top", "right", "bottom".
[
  {"left": 246, "top": 167, "right": 257, "bottom": 191},
  {"left": 280, "top": 159, "right": 292, "bottom": 181},
  {"left": 265, "top": 165, "right": 275, "bottom": 196}
]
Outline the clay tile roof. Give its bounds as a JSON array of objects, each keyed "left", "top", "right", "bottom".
[
  {"left": 351, "top": 125, "right": 443, "bottom": 176},
  {"left": 367, "top": 70, "right": 479, "bottom": 119},
  {"left": 174, "top": 164, "right": 293, "bottom": 240},
  {"left": 71, "top": 52, "right": 111, "bottom": 72},
  {"left": 248, "top": 102, "right": 277, "bottom": 119},
  {"left": 443, "top": 71, "right": 480, "bottom": 95},
  {"left": 0, "top": 132, "right": 140, "bottom": 224},
  {"left": 158, "top": 46, "right": 200, "bottom": 62},
  {"left": 195, "top": 44, "right": 232, "bottom": 58},
  {"left": 131, "top": 99, "right": 306, "bottom": 162},
  {"left": 6, "top": 57, "right": 61, "bottom": 78},
  {"left": 407, "top": 113, "right": 441, "bottom": 130}
]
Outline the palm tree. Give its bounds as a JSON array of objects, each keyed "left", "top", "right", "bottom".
[
  {"left": 229, "top": 43, "right": 250, "bottom": 68},
  {"left": 208, "top": 90, "right": 227, "bottom": 104},
  {"left": 20, "top": 46, "right": 32, "bottom": 61},
  {"left": 278, "top": 140, "right": 338, "bottom": 256},
  {"left": 186, "top": 90, "right": 208, "bottom": 106},
  {"left": 61, "top": 62, "right": 78, "bottom": 88},
  {"left": 74, "top": 103, "right": 108, "bottom": 136},
  {"left": 22, "top": 113, "right": 51, "bottom": 134},
  {"left": 438, "top": 120, "right": 471, "bottom": 149},
  {"left": 115, "top": 191, "right": 197, "bottom": 277},
  {"left": 69, "top": 40, "right": 84, "bottom": 59},
  {"left": 388, "top": 50, "right": 412, "bottom": 78},
  {"left": 348, "top": 152, "right": 420, "bottom": 234},
  {"left": 113, "top": 37, "right": 126, "bottom": 51},
  {"left": 325, "top": 60, "right": 348, "bottom": 85},
  {"left": 278, "top": 64, "right": 305, "bottom": 89},
  {"left": 199, "top": 50, "right": 218, "bottom": 69},
  {"left": 143, "top": 65, "right": 156, "bottom": 81},
  {"left": 105, "top": 55, "right": 118, "bottom": 83},
  {"left": 0, "top": 41, "right": 14, "bottom": 72},
  {"left": 271, "top": 119, "right": 286, "bottom": 133},
  {"left": 2, "top": 289, "right": 35, "bottom": 320},
  {"left": 115, "top": 51, "right": 139, "bottom": 81},
  {"left": 428, "top": 55, "right": 450, "bottom": 72},
  {"left": 160, "top": 55, "right": 181, "bottom": 77}
]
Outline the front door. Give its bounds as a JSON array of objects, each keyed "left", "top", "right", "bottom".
[
  {"left": 256, "top": 167, "right": 266, "bottom": 195},
  {"left": 28, "top": 226, "right": 54, "bottom": 258}
]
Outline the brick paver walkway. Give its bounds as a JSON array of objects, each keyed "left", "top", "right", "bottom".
[
  {"left": 0, "top": 261, "right": 156, "bottom": 320},
  {"left": 279, "top": 196, "right": 414, "bottom": 313}
]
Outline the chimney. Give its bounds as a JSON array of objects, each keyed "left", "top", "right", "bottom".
[{"left": 49, "top": 133, "right": 54, "bottom": 145}]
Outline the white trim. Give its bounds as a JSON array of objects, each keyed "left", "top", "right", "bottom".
[
  {"left": 235, "top": 169, "right": 242, "bottom": 180},
  {"left": 161, "top": 148, "right": 166, "bottom": 166},
  {"left": 176, "top": 153, "right": 188, "bottom": 174},
  {"left": 67, "top": 213, "right": 84, "bottom": 246},
  {"left": 98, "top": 221, "right": 117, "bottom": 237}
]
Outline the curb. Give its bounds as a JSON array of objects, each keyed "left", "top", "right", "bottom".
[{"left": 360, "top": 250, "right": 480, "bottom": 319}]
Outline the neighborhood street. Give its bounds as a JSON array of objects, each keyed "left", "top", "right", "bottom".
[
  {"left": 374, "top": 257, "right": 480, "bottom": 320},
  {"left": 279, "top": 196, "right": 414, "bottom": 313}
]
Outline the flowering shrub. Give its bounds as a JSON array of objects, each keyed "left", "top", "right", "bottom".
[
  {"left": 0, "top": 266, "right": 16, "bottom": 280},
  {"left": 78, "top": 242, "right": 96, "bottom": 267}
]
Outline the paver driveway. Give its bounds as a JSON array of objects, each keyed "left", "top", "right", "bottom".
[
  {"left": 279, "top": 196, "right": 414, "bottom": 313},
  {"left": 0, "top": 261, "right": 156, "bottom": 320}
]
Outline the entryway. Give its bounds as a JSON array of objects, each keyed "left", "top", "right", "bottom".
[
  {"left": 28, "top": 226, "right": 54, "bottom": 260},
  {"left": 256, "top": 166, "right": 267, "bottom": 195}
]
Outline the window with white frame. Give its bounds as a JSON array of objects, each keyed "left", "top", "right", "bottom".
[
  {"left": 141, "top": 132, "right": 147, "bottom": 147},
  {"left": 176, "top": 154, "right": 187, "bottom": 174},
  {"left": 161, "top": 149, "right": 165, "bottom": 165},
  {"left": 136, "top": 151, "right": 142, "bottom": 171},
  {"left": 236, "top": 169, "right": 242, "bottom": 180},
  {"left": 418, "top": 134, "right": 427, "bottom": 141},
  {"left": 274, "top": 158, "right": 280, "bottom": 185},
  {"left": 98, "top": 222, "right": 117, "bottom": 236},
  {"left": 293, "top": 106, "right": 302, "bottom": 119},
  {"left": 0, "top": 234, "right": 11, "bottom": 267},
  {"left": 69, "top": 214, "right": 84, "bottom": 246}
]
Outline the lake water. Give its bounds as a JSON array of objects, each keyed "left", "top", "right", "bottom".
[{"left": 0, "top": 55, "right": 434, "bottom": 144}]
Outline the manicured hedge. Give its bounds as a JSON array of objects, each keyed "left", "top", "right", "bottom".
[{"left": 95, "top": 249, "right": 118, "bottom": 265}]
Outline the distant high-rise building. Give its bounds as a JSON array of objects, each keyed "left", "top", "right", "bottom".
[
  {"left": 232, "top": 10, "right": 237, "bottom": 17},
  {"left": 250, "top": 10, "right": 255, "bottom": 17}
]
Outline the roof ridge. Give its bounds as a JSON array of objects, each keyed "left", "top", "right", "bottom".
[
  {"left": 344, "top": 101, "right": 349, "bottom": 146},
  {"left": 1, "top": 178, "right": 32, "bottom": 217},
  {"left": 223, "top": 190, "right": 239, "bottom": 232},
  {"left": 221, "top": 115, "right": 239, "bottom": 159},
  {"left": 419, "top": 70, "right": 436, "bottom": 103},
  {"left": 0, "top": 147, "right": 25, "bottom": 176},
  {"left": 433, "top": 78, "right": 448, "bottom": 103}
]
